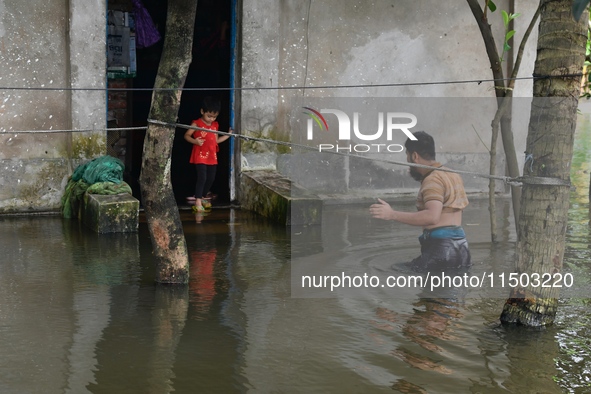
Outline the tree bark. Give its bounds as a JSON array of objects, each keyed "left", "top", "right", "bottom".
[
  {"left": 139, "top": 0, "right": 198, "bottom": 284},
  {"left": 500, "top": 0, "right": 588, "bottom": 326}
]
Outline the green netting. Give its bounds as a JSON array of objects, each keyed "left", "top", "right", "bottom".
[
  {"left": 61, "top": 179, "right": 89, "bottom": 219},
  {"left": 61, "top": 155, "right": 132, "bottom": 219},
  {"left": 72, "top": 155, "right": 125, "bottom": 184},
  {"left": 87, "top": 181, "right": 132, "bottom": 195}
]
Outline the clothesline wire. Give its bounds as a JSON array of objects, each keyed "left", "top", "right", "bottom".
[
  {"left": 0, "top": 119, "right": 571, "bottom": 187},
  {"left": 0, "top": 126, "right": 148, "bottom": 134},
  {"left": 173, "top": 120, "right": 571, "bottom": 187},
  {"left": 0, "top": 73, "right": 582, "bottom": 92}
]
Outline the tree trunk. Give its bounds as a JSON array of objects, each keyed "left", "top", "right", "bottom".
[
  {"left": 500, "top": 0, "right": 588, "bottom": 326},
  {"left": 139, "top": 0, "right": 198, "bottom": 284},
  {"left": 466, "top": 0, "right": 538, "bottom": 238}
]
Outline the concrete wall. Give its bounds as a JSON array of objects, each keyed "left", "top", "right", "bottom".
[
  {"left": 239, "top": 0, "right": 539, "bottom": 197},
  {"left": 69, "top": 0, "right": 108, "bottom": 157},
  {"left": 0, "top": 0, "right": 106, "bottom": 213},
  {"left": 0, "top": 0, "right": 541, "bottom": 212}
]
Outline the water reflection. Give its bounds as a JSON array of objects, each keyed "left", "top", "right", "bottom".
[
  {"left": 0, "top": 197, "right": 588, "bottom": 393},
  {"left": 66, "top": 286, "right": 111, "bottom": 394},
  {"left": 3, "top": 111, "right": 591, "bottom": 392},
  {"left": 189, "top": 247, "right": 218, "bottom": 315},
  {"left": 147, "top": 286, "right": 188, "bottom": 394},
  {"left": 0, "top": 218, "right": 141, "bottom": 393}
]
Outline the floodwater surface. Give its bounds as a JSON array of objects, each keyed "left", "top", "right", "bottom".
[
  {"left": 0, "top": 197, "right": 589, "bottom": 393},
  {"left": 2, "top": 125, "right": 591, "bottom": 393}
]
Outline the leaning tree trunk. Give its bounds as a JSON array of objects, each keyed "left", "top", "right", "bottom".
[
  {"left": 139, "top": 0, "right": 198, "bottom": 284},
  {"left": 500, "top": 0, "right": 588, "bottom": 326}
]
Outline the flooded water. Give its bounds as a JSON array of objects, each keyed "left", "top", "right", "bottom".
[
  {"left": 2, "top": 200, "right": 586, "bottom": 394},
  {"left": 2, "top": 127, "right": 591, "bottom": 393}
]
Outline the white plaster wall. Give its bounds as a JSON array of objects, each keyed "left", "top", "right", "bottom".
[
  {"left": 240, "top": 0, "right": 540, "bottom": 195},
  {"left": 0, "top": 0, "right": 106, "bottom": 213},
  {"left": 512, "top": 1, "right": 541, "bottom": 171},
  {"left": 0, "top": 0, "right": 70, "bottom": 154},
  {"left": 70, "top": 0, "right": 107, "bottom": 136},
  {"left": 240, "top": 0, "right": 282, "bottom": 170}
]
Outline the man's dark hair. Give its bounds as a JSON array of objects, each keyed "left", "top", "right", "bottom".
[
  {"left": 201, "top": 96, "right": 221, "bottom": 113},
  {"left": 405, "top": 131, "right": 436, "bottom": 160}
]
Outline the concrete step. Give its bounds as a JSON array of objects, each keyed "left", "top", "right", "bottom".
[
  {"left": 81, "top": 193, "right": 139, "bottom": 233},
  {"left": 240, "top": 170, "right": 322, "bottom": 226}
]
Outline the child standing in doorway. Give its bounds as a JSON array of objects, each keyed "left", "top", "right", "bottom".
[{"left": 184, "top": 96, "right": 232, "bottom": 213}]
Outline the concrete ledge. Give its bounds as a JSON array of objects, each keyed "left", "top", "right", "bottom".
[
  {"left": 240, "top": 170, "right": 322, "bottom": 226},
  {"left": 81, "top": 193, "right": 139, "bottom": 233}
]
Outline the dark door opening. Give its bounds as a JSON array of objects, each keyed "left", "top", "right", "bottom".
[{"left": 124, "top": 0, "right": 233, "bottom": 206}]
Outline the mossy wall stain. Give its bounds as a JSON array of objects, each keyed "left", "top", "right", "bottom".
[
  {"left": 242, "top": 127, "right": 291, "bottom": 154},
  {"left": 10, "top": 131, "right": 110, "bottom": 213},
  {"left": 72, "top": 133, "right": 106, "bottom": 159},
  {"left": 19, "top": 161, "right": 68, "bottom": 203}
]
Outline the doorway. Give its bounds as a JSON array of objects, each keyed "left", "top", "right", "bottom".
[{"left": 112, "top": 0, "right": 233, "bottom": 206}]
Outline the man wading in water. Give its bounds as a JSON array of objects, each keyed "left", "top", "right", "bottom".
[{"left": 369, "top": 131, "right": 471, "bottom": 271}]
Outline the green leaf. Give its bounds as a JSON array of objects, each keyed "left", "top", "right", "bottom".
[
  {"left": 501, "top": 10, "right": 509, "bottom": 26},
  {"left": 509, "top": 12, "right": 521, "bottom": 21},
  {"left": 487, "top": 0, "right": 497, "bottom": 12},
  {"left": 572, "top": 0, "right": 591, "bottom": 22},
  {"left": 505, "top": 30, "right": 516, "bottom": 41},
  {"left": 504, "top": 43, "right": 511, "bottom": 52}
]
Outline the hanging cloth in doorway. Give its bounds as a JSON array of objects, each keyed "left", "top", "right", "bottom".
[{"left": 132, "top": 0, "right": 161, "bottom": 48}]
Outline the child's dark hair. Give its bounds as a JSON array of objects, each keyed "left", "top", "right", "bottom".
[
  {"left": 405, "top": 131, "right": 436, "bottom": 160},
  {"left": 201, "top": 96, "right": 221, "bottom": 113}
]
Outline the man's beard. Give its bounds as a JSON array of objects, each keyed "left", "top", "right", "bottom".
[
  {"left": 408, "top": 159, "right": 423, "bottom": 181},
  {"left": 409, "top": 167, "right": 423, "bottom": 181}
]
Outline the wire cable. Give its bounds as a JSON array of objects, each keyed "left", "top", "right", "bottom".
[
  {"left": 0, "top": 121, "right": 571, "bottom": 188},
  {"left": 0, "top": 73, "right": 583, "bottom": 92},
  {"left": 0, "top": 126, "right": 147, "bottom": 134},
  {"left": 148, "top": 119, "right": 570, "bottom": 187}
]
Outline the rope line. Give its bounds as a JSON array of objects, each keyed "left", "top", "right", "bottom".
[
  {"left": 0, "top": 74, "right": 583, "bottom": 92},
  {"left": 0, "top": 120, "right": 571, "bottom": 188},
  {"left": 147, "top": 119, "right": 571, "bottom": 188},
  {"left": 0, "top": 126, "right": 148, "bottom": 134}
]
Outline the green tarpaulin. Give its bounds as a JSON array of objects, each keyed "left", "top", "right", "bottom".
[{"left": 61, "top": 155, "right": 132, "bottom": 218}]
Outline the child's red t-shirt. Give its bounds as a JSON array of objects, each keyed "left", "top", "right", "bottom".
[{"left": 189, "top": 118, "right": 219, "bottom": 165}]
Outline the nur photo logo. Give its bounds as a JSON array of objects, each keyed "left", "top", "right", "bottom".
[{"left": 302, "top": 107, "right": 418, "bottom": 153}]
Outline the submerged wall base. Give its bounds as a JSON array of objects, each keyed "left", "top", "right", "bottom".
[
  {"left": 81, "top": 193, "right": 139, "bottom": 233},
  {"left": 239, "top": 171, "right": 322, "bottom": 226}
]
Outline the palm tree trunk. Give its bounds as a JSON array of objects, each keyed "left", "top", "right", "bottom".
[
  {"left": 500, "top": 0, "right": 588, "bottom": 326},
  {"left": 139, "top": 0, "right": 198, "bottom": 284}
]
